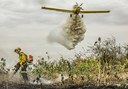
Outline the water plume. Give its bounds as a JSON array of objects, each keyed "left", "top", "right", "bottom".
[{"left": 47, "top": 14, "right": 86, "bottom": 50}]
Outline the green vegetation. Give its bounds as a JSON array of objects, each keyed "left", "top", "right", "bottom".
[
  {"left": 0, "top": 37, "right": 128, "bottom": 86},
  {"left": 31, "top": 37, "right": 128, "bottom": 85}
]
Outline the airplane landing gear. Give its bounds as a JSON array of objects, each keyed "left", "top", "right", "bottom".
[
  {"left": 81, "top": 15, "right": 84, "bottom": 18},
  {"left": 70, "top": 14, "right": 72, "bottom": 17}
]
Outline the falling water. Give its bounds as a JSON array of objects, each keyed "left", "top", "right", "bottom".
[{"left": 47, "top": 14, "right": 86, "bottom": 50}]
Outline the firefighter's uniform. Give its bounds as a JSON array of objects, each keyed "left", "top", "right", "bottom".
[{"left": 14, "top": 48, "right": 28, "bottom": 82}]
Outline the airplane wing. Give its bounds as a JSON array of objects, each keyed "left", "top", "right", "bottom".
[
  {"left": 80, "top": 10, "right": 110, "bottom": 13},
  {"left": 41, "top": 7, "right": 73, "bottom": 13}
]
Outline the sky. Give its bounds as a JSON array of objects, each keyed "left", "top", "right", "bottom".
[{"left": 0, "top": 0, "right": 128, "bottom": 67}]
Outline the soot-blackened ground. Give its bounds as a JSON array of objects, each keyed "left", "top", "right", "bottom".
[{"left": 0, "top": 83, "right": 128, "bottom": 89}]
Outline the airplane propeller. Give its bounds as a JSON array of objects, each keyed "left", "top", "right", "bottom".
[
  {"left": 79, "top": 3, "right": 84, "bottom": 10},
  {"left": 76, "top": 2, "right": 84, "bottom": 10},
  {"left": 80, "top": 3, "right": 83, "bottom": 6},
  {"left": 76, "top": 2, "right": 78, "bottom": 6}
]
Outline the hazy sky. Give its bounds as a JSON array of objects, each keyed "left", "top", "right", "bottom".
[{"left": 0, "top": 0, "right": 128, "bottom": 67}]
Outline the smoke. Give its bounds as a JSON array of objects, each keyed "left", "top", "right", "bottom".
[{"left": 47, "top": 14, "right": 86, "bottom": 50}]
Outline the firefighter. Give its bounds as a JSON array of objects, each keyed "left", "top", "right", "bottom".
[{"left": 14, "top": 47, "right": 29, "bottom": 82}]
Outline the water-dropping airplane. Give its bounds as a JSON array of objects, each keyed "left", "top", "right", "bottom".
[{"left": 41, "top": 2, "right": 110, "bottom": 17}]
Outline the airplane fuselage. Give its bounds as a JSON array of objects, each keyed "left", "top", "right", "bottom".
[{"left": 73, "top": 5, "right": 80, "bottom": 14}]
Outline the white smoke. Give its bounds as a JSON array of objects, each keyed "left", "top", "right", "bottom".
[{"left": 47, "top": 14, "right": 86, "bottom": 50}]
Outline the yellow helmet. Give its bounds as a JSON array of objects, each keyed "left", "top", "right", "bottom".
[{"left": 14, "top": 47, "right": 21, "bottom": 52}]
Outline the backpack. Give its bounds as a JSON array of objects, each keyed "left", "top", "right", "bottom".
[
  {"left": 20, "top": 52, "right": 33, "bottom": 64},
  {"left": 27, "top": 54, "right": 33, "bottom": 63}
]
